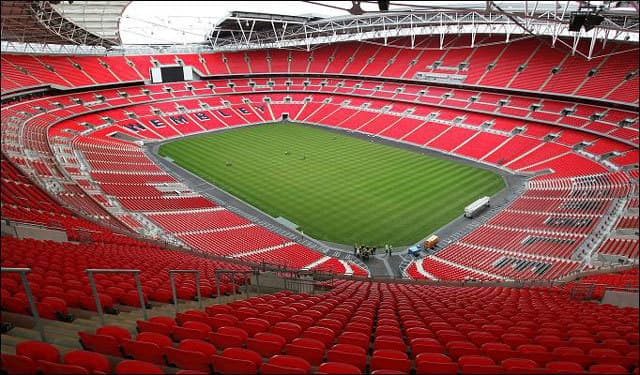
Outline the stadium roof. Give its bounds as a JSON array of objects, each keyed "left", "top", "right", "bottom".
[
  {"left": 0, "top": 1, "right": 126, "bottom": 47},
  {"left": 1, "top": 1, "right": 638, "bottom": 56}
]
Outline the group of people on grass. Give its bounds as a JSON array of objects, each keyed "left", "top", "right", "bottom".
[{"left": 354, "top": 243, "right": 393, "bottom": 260}]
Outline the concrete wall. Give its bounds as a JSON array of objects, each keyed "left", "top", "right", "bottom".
[
  {"left": 602, "top": 290, "right": 639, "bottom": 308},
  {"left": 13, "top": 222, "right": 68, "bottom": 243}
]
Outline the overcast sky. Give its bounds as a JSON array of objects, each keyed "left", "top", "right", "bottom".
[
  {"left": 118, "top": 1, "right": 584, "bottom": 45},
  {"left": 119, "top": 1, "right": 377, "bottom": 44}
]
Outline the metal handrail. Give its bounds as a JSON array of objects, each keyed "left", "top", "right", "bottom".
[
  {"left": 215, "top": 270, "right": 253, "bottom": 300},
  {"left": 85, "top": 269, "right": 146, "bottom": 325},
  {"left": 1, "top": 267, "right": 46, "bottom": 342},
  {"left": 168, "top": 270, "right": 201, "bottom": 313}
]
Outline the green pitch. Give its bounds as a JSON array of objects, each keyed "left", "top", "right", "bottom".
[{"left": 158, "top": 123, "right": 505, "bottom": 246}]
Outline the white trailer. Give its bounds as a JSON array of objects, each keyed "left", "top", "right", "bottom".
[{"left": 464, "top": 196, "right": 490, "bottom": 218}]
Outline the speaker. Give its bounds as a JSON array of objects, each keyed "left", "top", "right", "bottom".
[
  {"left": 583, "top": 14, "right": 604, "bottom": 31},
  {"left": 569, "top": 13, "right": 586, "bottom": 31}
]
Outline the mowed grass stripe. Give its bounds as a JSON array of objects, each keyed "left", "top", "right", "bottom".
[{"left": 159, "top": 123, "right": 505, "bottom": 246}]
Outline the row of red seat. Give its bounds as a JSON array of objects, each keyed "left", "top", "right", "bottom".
[{"left": 2, "top": 35, "right": 638, "bottom": 103}]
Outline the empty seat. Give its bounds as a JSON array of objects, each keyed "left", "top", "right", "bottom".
[
  {"left": 502, "top": 357, "right": 539, "bottom": 369},
  {"left": 317, "top": 362, "right": 362, "bottom": 374},
  {"left": 96, "top": 326, "right": 131, "bottom": 343},
  {"left": 337, "top": 331, "right": 369, "bottom": 351},
  {"left": 136, "top": 320, "right": 173, "bottom": 336},
  {"left": 238, "top": 317, "right": 270, "bottom": 337},
  {"left": 302, "top": 326, "right": 335, "bottom": 347},
  {"left": 327, "top": 345, "right": 367, "bottom": 372},
  {"left": 164, "top": 347, "right": 210, "bottom": 372},
  {"left": 260, "top": 355, "right": 312, "bottom": 375},
  {"left": 546, "top": 361, "right": 586, "bottom": 373},
  {"left": 15, "top": 341, "right": 60, "bottom": 363},
  {"left": 78, "top": 332, "right": 121, "bottom": 357},
  {"left": 63, "top": 350, "right": 111, "bottom": 374},
  {"left": 271, "top": 322, "right": 302, "bottom": 343},
  {"left": 247, "top": 332, "right": 286, "bottom": 358},
  {"left": 36, "top": 360, "right": 89, "bottom": 374},
  {"left": 121, "top": 339, "right": 166, "bottom": 365},
  {"left": 115, "top": 360, "right": 164, "bottom": 374},
  {"left": 588, "top": 364, "right": 629, "bottom": 374},
  {"left": 172, "top": 326, "right": 209, "bottom": 342},
  {"left": 370, "top": 350, "right": 411, "bottom": 373},
  {"left": 136, "top": 332, "right": 173, "bottom": 348},
  {"left": 211, "top": 355, "right": 258, "bottom": 374},
  {"left": 374, "top": 336, "right": 406, "bottom": 352},
  {"left": 1, "top": 353, "right": 38, "bottom": 375},
  {"left": 410, "top": 337, "right": 444, "bottom": 356}
]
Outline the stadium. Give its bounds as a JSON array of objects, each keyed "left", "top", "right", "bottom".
[{"left": 0, "top": 0, "right": 638, "bottom": 373}]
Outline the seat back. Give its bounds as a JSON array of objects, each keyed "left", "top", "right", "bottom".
[
  {"left": 317, "top": 362, "right": 362, "bottom": 374},
  {"left": 121, "top": 339, "right": 165, "bottom": 365},
  {"left": 36, "top": 360, "right": 89, "bottom": 374},
  {"left": 114, "top": 360, "right": 164, "bottom": 374},
  {"left": 78, "top": 332, "right": 121, "bottom": 357},
  {"left": 16, "top": 341, "right": 60, "bottom": 363},
  {"left": 164, "top": 347, "right": 210, "bottom": 372},
  {"left": 1, "top": 353, "right": 38, "bottom": 375},
  {"left": 210, "top": 354, "right": 258, "bottom": 375},
  {"left": 63, "top": 350, "right": 111, "bottom": 374}
]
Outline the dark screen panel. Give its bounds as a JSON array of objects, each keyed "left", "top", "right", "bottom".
[{"left": 161, "top": 66, "right": 184, "bottom": 82}]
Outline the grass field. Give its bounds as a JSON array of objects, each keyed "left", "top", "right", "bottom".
[{"left": 158, "top": 123, "right": 505, "bottom": 246}]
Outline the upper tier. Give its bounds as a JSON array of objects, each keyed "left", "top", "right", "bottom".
[{"left": 2, "top": 35, "right": 638, "bottom": 105}]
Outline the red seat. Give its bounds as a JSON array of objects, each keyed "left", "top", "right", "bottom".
[
  {"left": 63, "top": 350, "right": 111, "bottom": 374},
  {"left": 219, "top": 347, "right": 262, "bottom": 367},
  {"left": 96, "top": 326, "right": 131, "bottom": 344},
  {"left": 545, "top": 361, "right": 585, "bottom": 373},
  {"left": 288, "top": 315, "right": 315, "bottom": 330},
  {"left": 260, "top": 355, "right": 311, "bottom": 375},
  {"left": 482, "top": 342, "right": 518, "bottom": 362},
  {"left": 149, "top": 316, "right": 177, "bottom": 328},
  {"left": 317, "top": 362, "right": 362, "bottom": 374},
  {"left": 178, "top": 339, "right": 217, "bottom": 357},
  {"left": 416, "top": 360, "right": 459, "bottom": 374},
  {"left": 172, "top": 326, "right": 209, "bottom": 342},
  {"left": 247, "top": 335, "right": 285, "bottom": 358},
  {"left": 327, "top": 347, "right": 367, "bottom": 372},
  {"left": 410, "top": 337, "right": 444, "bottom": 357},
  {"left": 210, "top": 354, "right": 258, "bottom": 374},
  {"left": 164, "top": 347, "right": 210, "bottom": 372},
  {"left": 121, "top": 339, "right": 166, "bottom": 365},
  {"left": 210, "top": 326, "right": 249, "bottom": 350},
  {"left": 115, "top": 360, "right": 164, "bottom": 374},
  {"left": 285, "top": 343, "right": 324, "bottom": 366},
  {"left": 36, "top": 360, "right": 89, "bottom": 374},
  {"left": 1, "top": 353, "right": 38, "bottom": 375},
  {"left": 458, "top": 355, "right": 496, "bottom": 367},
  {"left": 136, "top": 320, "right": 173, "bottom": 336},
  {"left": 374, "top": 336, "right": 406, "bottom": 352},
  {"left": 302, "top": 326, "right": 335, "bottom": 347},
  {"left": 136, "top": 332, "right": 173, "bottom": 348},
  {"left": 460, "top": 364, "right": 505, "bottom": 374},
  {"left": 78, "top": 332, "right": 121, "bottom": 357},
  {"left": 588, "top": 364, "right": 629, "bottom": 374},
  {"left": 205, "top": 305, "right": 233, "bottom": 316},
  {"left": 445, "top": 341, "right": 481, "bottom": 360},
  {"left": 502, "top": 357, "right": 539, "bottom": 369},
  {"left": 369, "top": 354, "right": 411, "bottom": 373},
  {"left": 208, "top": 314, "right": 239, "bottom": 330},
  {"left": 16, "top": 341, "right": 60, "bottom": 363},
  {"left": 238, "top": 318, "right": 270, "bottom": 337},
  {"left": 271, "top": 322, "right": 302, "bottom": 343},
  {"left": 337, "top": 331, "right": 369, "bottom": 351},
  {"left": 415, "top": 352, "right": 453, "bottom": 364}
]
